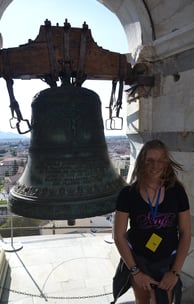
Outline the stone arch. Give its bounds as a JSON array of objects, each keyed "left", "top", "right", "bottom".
[
  {"left": 0, "top": 0, "right": 154, "bottom": 58},
  {"left": 97, "top": 0, "right": 153, "bottom": 56}
]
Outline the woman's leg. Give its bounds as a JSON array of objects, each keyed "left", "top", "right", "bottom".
[
  {"left": 132, "top": 281, "right": 156, "bottom": 304},
  {"left": 168, "top": 290, "right": 173, "bottom": 303}
]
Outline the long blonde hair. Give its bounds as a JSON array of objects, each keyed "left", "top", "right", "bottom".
[{"left": 130, "top": 139, "right": 183, "bottom": 188}]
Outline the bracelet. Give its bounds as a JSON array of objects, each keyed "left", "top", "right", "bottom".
[
  {"left": 171, "top": 270, "right": 180, "bottom": 277},
  {"left": 131, "top": 269, "right": 141, "bottom": 276}
]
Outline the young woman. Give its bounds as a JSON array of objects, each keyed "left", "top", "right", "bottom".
[{"left": 114, "top": 139, "right": 191, "bottom": 304}]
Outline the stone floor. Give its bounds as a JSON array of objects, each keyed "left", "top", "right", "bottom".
[
  {"left": 0, "top": 233, "right": 135, "bottom": 304},
  {"left": 0, "top": 232, "right": 194, "bottom": 304}
]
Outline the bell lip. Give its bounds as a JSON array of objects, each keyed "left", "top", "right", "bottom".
[
  {"left": 8, "top": 191, "right": 119, "bottom": 220},
  {"left": 8, "top": 177, "right": 127, "bottom": 201}
]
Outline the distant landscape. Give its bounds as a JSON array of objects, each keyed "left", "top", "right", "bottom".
[
  {"left": 0, "top": 130, "right": 127, "bottom": 141},
  {"left": 0, "top": 130, "right": 30, "bottom": 140}
]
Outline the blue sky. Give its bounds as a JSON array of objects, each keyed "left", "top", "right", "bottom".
[{"left": 0, "top": 0, "right": 128, "bottom": 136}]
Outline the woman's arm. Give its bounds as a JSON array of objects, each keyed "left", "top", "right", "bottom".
[
  {"left": 171, "top": 209, "right": 191, "bottom": 273},
  {"left": 113, "top": 210, "right": 136, "bottom": 269},
  {"left": 158, "top": 209, "right": 191, "bottom": 290},
  {"left": 114, "top": 210, "right": 159, "bottom": 290}
]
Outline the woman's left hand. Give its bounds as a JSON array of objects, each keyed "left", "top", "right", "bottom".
[{"left": 158, "top": 271, "right": 179, "bottom": 291}]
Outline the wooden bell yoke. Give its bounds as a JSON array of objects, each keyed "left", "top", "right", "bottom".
[
  {"left": 0, "top": 19, "right": 155, "bottom": 84},
  {"left": 0, "top": 19, "right": 154, "bottom": 133},
  {"left": 0, "top": 19, "right": 131, "bottom": 83}
]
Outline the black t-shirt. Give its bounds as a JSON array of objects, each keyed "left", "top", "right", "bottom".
[{"left": 116, "top": 181, "right": 190, "bottom": 261}]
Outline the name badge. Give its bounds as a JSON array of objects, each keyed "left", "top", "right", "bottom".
[{"left": 145, "top": 233, "right": 163, "bottom": 252}]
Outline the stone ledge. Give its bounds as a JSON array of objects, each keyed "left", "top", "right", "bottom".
[
  {"left": 0, "top": 248, "right": 9, "bottom": 300},
  {"left": 181, "top": 238, "right": 194, "bottom": 303}
]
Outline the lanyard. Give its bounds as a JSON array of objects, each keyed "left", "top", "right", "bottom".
[{"left": 147, "top": 187, "right": 161, "bottom": 221}]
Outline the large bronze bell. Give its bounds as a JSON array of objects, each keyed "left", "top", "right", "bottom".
[{"left": 8, "top": 84, "right": 127, "bottom": 220}]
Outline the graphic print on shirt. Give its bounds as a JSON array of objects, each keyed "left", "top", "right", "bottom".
[{"left": 136, "top": 211, "right": 176, "bottom": 229}]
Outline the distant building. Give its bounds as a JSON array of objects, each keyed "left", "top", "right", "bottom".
[
  {"left": 0, "top": 158, "right": 19, "bottom": 177},
  {"left": 4, "top": 172, "right": 22, "bottom": 193},
  {"left": 111, "top": 157, "right": 130, "bottom": 180}
]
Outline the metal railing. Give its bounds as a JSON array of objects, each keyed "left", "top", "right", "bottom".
[{"left": 0, "top": 208, "right": 114, "bottom": 238}]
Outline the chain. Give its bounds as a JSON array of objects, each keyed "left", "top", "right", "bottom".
[{"left": 0, "top": 286, "right": 112, "bottom": 301}]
